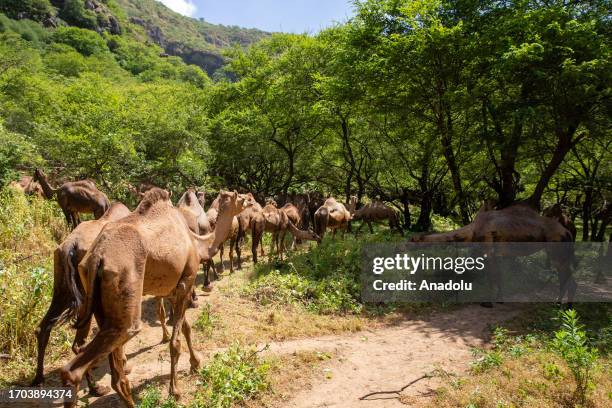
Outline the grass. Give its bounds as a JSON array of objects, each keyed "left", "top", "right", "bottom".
[
  {"left": 428, "top": 304, "right": 612, "bottom": 408},
  {"left": 0, "top": 187, "right": 69, "bottom": 386}
]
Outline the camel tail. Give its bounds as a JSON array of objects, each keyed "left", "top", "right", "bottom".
[
  {"left": 57, "top": 243, "right": 83, "bottom": 326},
  {"left": 74, "top": 257, "right": 102, "bottom": 330}
]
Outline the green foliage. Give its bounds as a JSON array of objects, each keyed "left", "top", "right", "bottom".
[
  {"left": 551, "top": 309, "right": 599, "bottom": 403},
  {"left": 52, "top": 26, "right": 108, "bottom": 56},
  {"left": 0, "top": 0, "right": 54, "bottom": 22},
  {"left": 137, "top": 385, "right": 180, "bottom": 408},
  {"left": 0, "top": 188, "right": 69, "bottom": 385},
  {"left": 246, "top": 237, "right": 367, "bottom": 314},
  {"left": 0, "top": 123, "right": 40, "bottom": 187},
  {"left": 192, "top": 343, "right": 270, "bottom": 408},
  {"left": 194, "top": 303, "right": 218, "bottom": 338},
  {"left": 0, "top": 14, "right": 49, "bottom": 43},
  {"left": 59, "top": 0, "right": 98, "bottom": 30}
]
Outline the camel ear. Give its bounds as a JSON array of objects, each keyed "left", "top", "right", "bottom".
[{"left": 168, "top": 190, "right": 173, "bottom": 198}]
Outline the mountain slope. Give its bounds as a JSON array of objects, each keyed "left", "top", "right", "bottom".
[{"left": 116, "top": 0, "right": 269, "bottom": 75}]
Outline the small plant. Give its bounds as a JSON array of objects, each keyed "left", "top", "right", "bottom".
[
  {"left": 137, "top": 385, "right": 180, "bottom": 408},
  {"left": 550, "top": 309, "right": 598, "bottom": 404},
  {"left": 194, "top": 302, "right": 217, "bottom": 338},
  {"left": 470, "top": 348, "right": 503, "bottom": 373},
  {"left": 192, "top": 342, "right": 270, "bottom": 408}
]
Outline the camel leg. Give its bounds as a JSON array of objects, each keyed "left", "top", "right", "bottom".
[
  {"left": 108, "top": 345, "right": 135, "bottom": 408},
  {"left": 252, "top": 229, "right": 260, "bottom": 264},
  {"left": 182, "top": 318, "right": 201, "bottom": 373},
  {"left": 332, "top": 228, "right": 337, "bottom": 239},
  {"left": 218, "top": 243, "right": 225, "bottom": 274},
  {"left": 279, "top": 229, "right": 286, "bottom": 261},
  {"left": 157, "top": 297, "right": 170, "bottom": 343},
  {"left": 167, "top": 277, "right": 193, "bottom": 400},
  {"left": 368, "top": 221, "right": 374, "bottom": 234},
  {"left": 235, "top": 234, "right": 242, "bottom": 270},
  {"left": 32, "top": 291, "right": 70, "bottom": 386},
  {"left": 60, "top": 327, "right": 128, "bottom": 408},
  {"left": 61, "top": 208, "right": 73, "bottom": 229},
  {"left": 556, "top": 263, "right": 577, "bottom": 307},
  {"left": 229, "top": 238, "right": 235, "bottom": 273}
]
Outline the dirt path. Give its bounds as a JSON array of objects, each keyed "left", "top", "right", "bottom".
[
  {"left": 272, "top": 304, "right": 520, "bottom": 408},
  {"left": 63, "top": 299, "right": 519, "bottom": 407}
]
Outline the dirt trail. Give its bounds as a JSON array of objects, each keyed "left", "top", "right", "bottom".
[
  {"left": 61, "top": 297, "right": 519, "bottom": 408},
  {"left": 273, "top": 304, "right": 520, "bottom": 408}
]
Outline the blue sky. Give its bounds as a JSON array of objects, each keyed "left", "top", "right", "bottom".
[{"left": 158, "top": 0, "right": 356, "bottom": 33}]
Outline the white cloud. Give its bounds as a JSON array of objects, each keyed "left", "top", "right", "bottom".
[{"left": 158, "top": 0, "right": 197, "bottom": 17}]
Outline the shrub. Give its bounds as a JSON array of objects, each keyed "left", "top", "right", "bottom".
[
  {"left": 52, "top": 26, "right": 107, "bottom": 56},
  {"left": 192, "top": 343, "right": 270, "bottom": 408},
  {"left": 0, "top": 0, "right": 54, "bottom": 22},
  {"left": 0, "top": 123, "right": 40, "bottom": 187},
  {"left": 0, "top": 188, "right": 69, "bottom": 385},
  {"left": 137, "top": 385, "right": 180, "bottom": 408},
  {"left": 550, "top": 309, "right": 598, "bottom": 404},
  {"left": 194, "top": 302, "right": 218, "bottom": 338}
]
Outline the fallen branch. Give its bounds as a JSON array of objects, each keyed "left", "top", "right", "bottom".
[{"left": 359, "top": 373, "right": 433, "bottom": 401}]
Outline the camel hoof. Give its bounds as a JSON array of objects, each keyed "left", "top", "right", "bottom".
[
  {"left": 161, "top": 335, "right": 171, "bottom": 344},
  {"left": 170, "top": 388, "right": 182, "bottom": 401},
  {"left": 202, "top": 285, "right": 213, "bottom": 293},
  {"left": 190, "top": 353, "right": 202, "bottom": 373},
  {"left": 479, "top": 302, "right": 493, "bottom": 308},
  {"left": 89, "top": 384, "right": 111, "bottom": 397},
  {"left": 124, "top": 363, "right": 133, "bottom": 374},
  {"left": 30, "top": 377, "right": 44, "bottom": 387}
]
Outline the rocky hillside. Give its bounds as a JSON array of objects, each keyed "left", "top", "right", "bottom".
[{"left": 0, "top": 0, "right": 268, "bottom": 75}]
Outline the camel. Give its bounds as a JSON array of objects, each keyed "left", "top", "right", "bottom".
[
  {"left": 314, "top": 196, "right": 356, "bottom": 240},
  {"left": 281, "top": 203, "right": 321, "bottom": 248},
  {"left": 9, "top": 175, "right": 44, "bottom": 197},
  {"left": 262, "top": 201, "right": 291, "bottom": 260},
  {"left": 204, "top": 193, "right": 244, "bottom": 278},
  {"left": 410, "top": 202, "right": 576, "bottom": 305},
  {"left": 351, "top": 200, "right": 402, "bottom": 235},
  {"left": 33, "top": 169, "right": 110, "bottom": 228},
  {"left": 177, "top": 188, "right": 212, "bottom": 235},
  {"left": 61, "top": 189, "right": 248, "bottom": 407},
  {"left": 31, "top": 202, "right": 131, "bottom": 396},
  {"left": 543, "top": 203, "right": 577, "bottom": 240},
  {"left": 235, "top": 192, "right": 265, "bottom": 267}
]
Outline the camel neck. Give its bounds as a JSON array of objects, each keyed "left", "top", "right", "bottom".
[
  {"left": 37, "top": 174, "right": 56, "bottom": 199},
  {"left": 210, "top": 208, "right": 233, "bottom": 252}
]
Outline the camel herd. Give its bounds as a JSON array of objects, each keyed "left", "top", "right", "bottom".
[
  {"left": 8, "top": 169, "right": 582, "bottom": 407},
  {"left": 16, "top": 170, "right": 397, "bottom": 407}
]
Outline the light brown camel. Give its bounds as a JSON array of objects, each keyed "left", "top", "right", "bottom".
[
  {"left": 204, "top": 193, "right": 243, "bottom": 278},
  {"left": 61, "top": 189, "right": 247, "bottom": 407},
  {"left": 9, "top": 175, "right": 44, "bottom": 197},
  {"left": 351, "top": 200, "right": 402, "bottom": 234},
  {"left": 314, "top": 196, "right": 356, "bottom": 240},
  {"left": 410, "top": 202, "right": 576, "bottom": 306},
  {"left": 262, "top": 201, "right": 291, "bottom": 260},
  {"left": 235, "top": 193, "right": 265, "bottom": 267},
  {"left": 31, "top": 202, "right": 131, "bottom": 395},
  {"left": 543, "top": 203, "right": 577, "bottom": 241},
  {"left": 286, "top": 220, "right": 321, "bottom": 245},
  {"left": 33, "top": 169, "right": 110, "bottom": 229}
]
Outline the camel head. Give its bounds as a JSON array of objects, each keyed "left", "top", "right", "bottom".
[
  {"left": 242, "top": 192, "right": 258, "bottom": 208},
  {"left": 33, "top": 168, "right": 46, "bottom": 182},
  {"left": 307, "top": 228, "right": 322, "bottom": 243},
  {"left": 217, "top": 191, "right": 249, "bottom": 217},
  {"left": 542, "top": 203, "right": 563, "bottom": 219}
]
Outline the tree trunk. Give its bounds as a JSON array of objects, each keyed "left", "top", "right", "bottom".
[
  {"left": 416, "top": 191, "right": 433, "bottom": 232},
  {"left": 582, "top": 188, "right": 593, "bottom": 241},
  {"left": 401, "top": 188, "right": 411, "bottom": 230}
]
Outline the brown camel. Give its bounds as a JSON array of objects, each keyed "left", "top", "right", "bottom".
[
  {"left": 31, "top": 202, "right": 131, "bottom": 395},
  {"left": 410, "top": 202, "right": 576, "bottom": 305},
  {"left": 204, "top": 193, "right": 244, "bottom": 277},
  {"left": 61, "top": 189, "right": 247, "bottom": 407},
  {"left": 177, "top": 188, "right": 212, "bottom": 235},
  {"left": 286, "top": 220, "right": 321, "bottom": 245},
  {"left": 281, "top": 202, "right": 320, "bottom": 248},
  {"left": 543, "top": 203, "right": 577, "bottom": 240},
  {"left": 9, "top": 175, "right": 44, "bottom": 197},
  {"left": 352, "top": 200, "right": 402, "bottom": 235},
  {"left": 235, "top": 193, "right": 265, "bottom": 267},
  {"left": 262, "top": 201, "right": 290, "bottom": 260},
  {"left": 33, "top": 169, "right": 110, "bottom": 228},
  {"left": 314, "top": 196, "right": 356, "bottom": 240}
]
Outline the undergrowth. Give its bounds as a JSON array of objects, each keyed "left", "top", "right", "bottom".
[{"left": 0, "top": 187, "right": 69, "bottom": 386}]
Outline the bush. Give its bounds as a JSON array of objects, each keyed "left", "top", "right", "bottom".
[
  {"left": 52, "top": 26, "right": 107, "bottom": 56},
  {"left": 0, "top": 123, "right": 40, "bottom": 187},
  {"left": 192, "top": 343, "right": 270, "bottom": 408},
  {"left": 137, "top": 385, "right": 180, "bottom": 408},
  {"left": 0, "top": 0, "right": 53, "bottom": 22},
  {"left": 551, "top": 309, "right": 599, "bottom": 404},
  {"left": 58, "top": 0, "right": 97, "bottom": 30},
  {"left": 0, "top": 188, "right": 69, "bottom": 385},
  {"left": 245, "top": 237, "right": 367, "bottom": 314}
]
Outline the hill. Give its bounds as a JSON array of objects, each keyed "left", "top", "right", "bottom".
[{"left": 0, "top": 0, "right": 268, "bottom": 75}]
